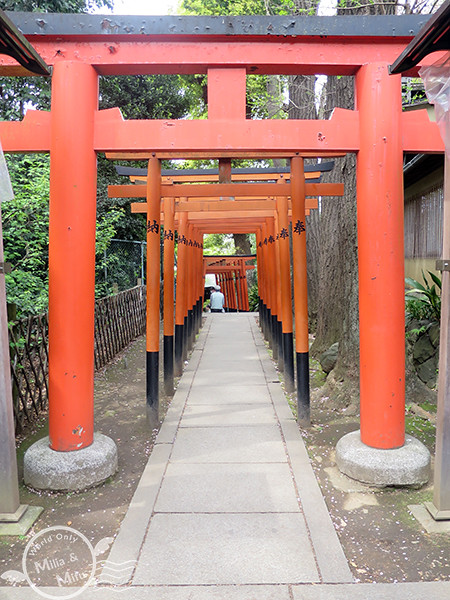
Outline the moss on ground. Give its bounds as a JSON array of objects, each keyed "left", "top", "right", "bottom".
[
  {"left": 309, "top": 355, "right": 327, "bottom": 388},
  {"left": 405, "top": 414, "right": 436, "bottom": 450}
]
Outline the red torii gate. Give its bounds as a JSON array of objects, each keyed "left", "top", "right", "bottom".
[
  {"left": 113, "top": 169, "right": 342, "bottom": 400},
  {"left": 204, "top": 256, "right": 255, "bottom": 313},
  {"left": 0, "top": 12, "right": 445, "bottom": 488}
]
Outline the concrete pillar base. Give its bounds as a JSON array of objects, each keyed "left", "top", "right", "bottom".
[
  {"left": 336, "top": 430, "right": 431, "bottom": 487},
  {"left": 0, "top": 505, "right": 44, "bottom": 536},
  {"left": 24, "top": 433, "right": 118, "bottom": 492},
  {"left": 424, "top": 502, "right": 450, "bottom": 522}
]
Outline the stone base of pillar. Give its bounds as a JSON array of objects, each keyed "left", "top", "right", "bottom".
[
  {"left": 424, "top": 502, "right": 450, "bottom": 522},
  {"left": 336, "top": 430, "right": 430, "bottom": 487},
  {"left": 24, "top": 433, "right": 118, "bottom": 492},
  {"left": 0, "top": 506, "right": 44, "bottom": 536}
]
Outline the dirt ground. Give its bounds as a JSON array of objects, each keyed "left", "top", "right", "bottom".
[
  {"left": 1, "top": 327, "right": 449, "bottom": 584},
  {"left": 299, "top": 410, "right": 450, "bottom": 583}
]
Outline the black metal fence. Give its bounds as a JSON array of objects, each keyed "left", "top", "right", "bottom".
[
  {"left": 97, "top": 239, "right": 147, "bottom": 294},
  {"left": 10, "top": 286, "right": 146, "bottom": 434}
]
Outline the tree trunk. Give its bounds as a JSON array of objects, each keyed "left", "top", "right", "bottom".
[
  {"left": 308, "top": 0, "right": 403, "bottom": 410},
  {"left": 288, "top": 71, "right": 319, "bottom": 325},
  {"left": 234, "top": 233, "right": 251, "bottom": 255}
]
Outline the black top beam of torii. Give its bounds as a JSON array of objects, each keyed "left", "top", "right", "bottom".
[
  {"left": 7, "top": 12, "right": 428, "bottom": 40},
  {"left": 116, "top": 162, "right": 334, "bottom": 181}
]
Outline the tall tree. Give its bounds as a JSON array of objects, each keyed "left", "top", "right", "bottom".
[
  {"left": 308, "top": 0, "right": 438, "bottom": 410},
  {"left": 181, "top": 0, "right": 440, "bottom": 409}
]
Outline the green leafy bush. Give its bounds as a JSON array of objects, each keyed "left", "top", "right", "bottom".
[
  {"left": 248, "top": 282, "right": 259, "bottom": 312},
  {"left": 4, "top": 155, "right": 127, "bottom": 316},
  {"left": 405, "top": 271, "right": 441, "bottom": 323}
]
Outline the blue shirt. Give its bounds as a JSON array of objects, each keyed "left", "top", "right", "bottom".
[{"left": 210, "top": 291, "right": 225, "bottom": 310}]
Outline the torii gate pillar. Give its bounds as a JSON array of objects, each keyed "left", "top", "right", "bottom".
[
  {"left": 336, "top": 63, "right": 430, "bottom": 485},
  {"left": 23, "top": 61, "right": 117, "bottom": 491}
]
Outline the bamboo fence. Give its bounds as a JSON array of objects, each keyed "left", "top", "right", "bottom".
[{"left": 9, "top": 286, "right": 146, "bottom": 434}]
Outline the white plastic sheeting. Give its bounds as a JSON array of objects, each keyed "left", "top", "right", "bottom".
[
  {"left": 420, "top": 51, "right": 450, "bottom": 156},
  {"left": 0, "top": 141, "right": 13, "bottom": 203}
]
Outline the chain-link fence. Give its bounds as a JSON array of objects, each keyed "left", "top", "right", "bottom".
[{"left": 97, "top": 239, "right": 147, "bottom": 295}]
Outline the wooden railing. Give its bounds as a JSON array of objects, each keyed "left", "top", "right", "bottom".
[{"left": 10, "top": 286, "right": 146, "bottom": 434}]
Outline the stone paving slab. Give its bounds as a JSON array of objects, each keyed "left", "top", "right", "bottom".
[
  {"left": 97, "top": 443, "right": 172, "bottom": 584},
  {"left": 2, "top": 582, "right": 450, "bottom": 600},
  {"left": 193, "top": 371, "right": 266, "bottom": 386},
  {"left": 203, "top": 349, "right": 258, "bottom": 359},
  {"left": 107, "top": 586, "right": 290, "bottom": 600},
  {"left": 180, "top": 403, "right": 277, "bottom": 426},
  {"left": 127, "top": 586, "right": 291, "bottom": 600},
  {"left": 133, "top": 513, "right": 319, "bottom": 585},
  {"left": 199, "top": 354, "right": 262, "bottom": 365},
  {"left": 170, "top": 425, "right": 288, "bottom": 463},
  {"left": 197, "top": 364, "right": 264, "bottom": 376},
  {"left": 187, "top": 384, "right": 272, "bottom": 405},
  {"left": 154, "top": 463, "right": 301, "bottom": 513},
  {"left": 291, "top": 582, "right": 450, "bottom": 599}
]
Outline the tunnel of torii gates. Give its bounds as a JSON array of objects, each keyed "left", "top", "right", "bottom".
[
  {"left": 108, "top": 161, "right": 339, "bottom": 418},
  {"left": 203, "top": 255, "right": 253, "bottom": 314},
  {"left": 0, "top": 13, "right": 445, "bottom": 457}
]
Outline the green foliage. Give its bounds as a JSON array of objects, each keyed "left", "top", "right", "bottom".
[
  {"left": 401, "top": 77, "right": 427, "bottom": 108},
  {"left": 181, "top": 0, "right": 296, "bottom": 15},
  {"left": 99, "top": 74, "right": 197, "bottom": 120},
  {"left": 247, "top": 74, "right": 288, "bottom": 119},
  {"left": 0, "top": 77, "right": 51, "bottom": 121},
  {"left": 405, "top": 298, "right": 430, "bottom": 323},
  {"left": 405, "top": 271, "right": 441, "bottom": 323},
  {"left": 248, "top": 281, "right": 259, "bottom": 311},
  {"left": 0, "top": 0, "right": 112, "bottom": 12},
  {"left": 203, "top": 234, "right": 235, "bottom": 255},
  {"left": 3, "top": 155, "right": 50, "bottom": 315},
  {"left": 4, "top": 155, "right": 126, "bottom": 315}
]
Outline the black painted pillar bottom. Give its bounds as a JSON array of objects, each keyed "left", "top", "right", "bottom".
[
  {"left": 187, "top": 309, "right": 194, "bottom": 351},
  {"left": 271, "top": 315, "right": 278, "bottom": 360},
  {"left": 182, "top": 315, "right": 188, "bottom": 363},
  {"left": 283, "top": 332, "right": 295, "bottom": 393},
  {"left": 266, "top": 307, "right": 272, "bottom": 346},
  {"left": 146, "top": 351, "right": 159, "bottom": 429},
  {"left": 263, "top": 304, "right": 268, "bottom": 336},
  {"left": 175, "top": 323, "right": 184, "bottom": 377},
  {"left": 195, "top": 299, "right": 201, "bottom": 335},
  {"left": 277, "top": 320, "right": 284, "bottom": 372},
  {"left": 163, "top": 335, "right": 174, "bottom": 397},
  {"left": 296, "top": 351, "right": 310, "bottom": 426}
]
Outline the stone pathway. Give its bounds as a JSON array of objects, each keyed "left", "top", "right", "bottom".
[{"left": 101, "top": 313, "right": 351, "bottom": 594}]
